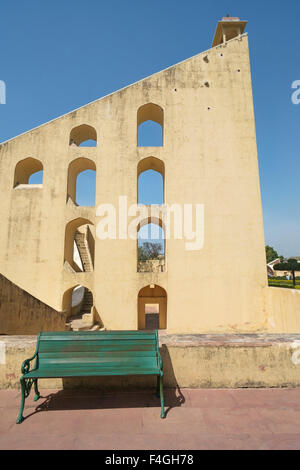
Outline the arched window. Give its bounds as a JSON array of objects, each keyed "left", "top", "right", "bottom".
[
  {"left": 64, "top": 218, "right": 95, "bottom": 273},
  {"left": 137, "top": 157, "right": 164, "bottom": 205},
  {"left": 137, "top": 219, "right": 165, "bottom": 273},
  {"left": 13, "top": 157, "right": 43, "bottom": 188},
  {"left": 138, "top": 284, "right": 167, "bottom": 330},
  {"left": 62, "top": 285, "right": 93, "bottom": 321},
  {"left": 69, "top": 124, "right": 97, "bottom": 147},
  {"left": 137, "top": 103, "right": 163, "bottom": 147},
  {"left": 67, "top": 157, "right": 96, "bottom": 206}
]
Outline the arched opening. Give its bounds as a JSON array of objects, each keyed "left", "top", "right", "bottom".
[
  {"left": 62, "top": 285, "right": 93, "bottom": 321},
  {"left": 64, "top": 217, "right": 95, "bottom": 273},
  {"left": 138, "top": 285, "right": 167, "bottom": 330},
  {"left": 67, "top": 157, "right": 96, "bottom": 206},
  {"left": 13, "top": 157, "right": 43, "bottom": 188},
  {"left": 137, "top": 157, "right": 164, "bottom": 205},
  {"left": 137, "top": 219, "right": 165, "bottom": 273},
  {"left": 137, "top": 103, "right": 163, "bottom": 147},
  {"left": 69, "top": 124, "right": 97, "bottom": 147}
]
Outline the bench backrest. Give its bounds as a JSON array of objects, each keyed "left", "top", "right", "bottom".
[{"left": 36, "top": 330, "right": 160, "bottom": 367}]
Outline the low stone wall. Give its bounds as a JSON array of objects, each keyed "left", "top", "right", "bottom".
[
  {"left": 160, "top": 333, "right": 300, "bottom": 388},
  {"left": 0, "top": 274, "right": 67, "bottom": 335},
  {"left": 1, "top": 333, "right": 300, "bottom": 390},
  {"left": 137, "top": 259, "right": 165, "bottom": 273}
]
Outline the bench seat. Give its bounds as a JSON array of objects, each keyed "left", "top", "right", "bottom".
[
  {"left": 16, "top": 330, "right": 165, "bottom": 423},
  {"left": 24, "top": 363, "right": 161, "bottom": 378}
]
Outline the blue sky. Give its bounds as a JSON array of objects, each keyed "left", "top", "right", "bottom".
[{"left": 0, "top": 0, "right": 299, "bottom": 257}]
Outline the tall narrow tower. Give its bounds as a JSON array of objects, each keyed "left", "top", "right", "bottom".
[{"left": 1, "top": 18, "right": 300, "bottom": 335}]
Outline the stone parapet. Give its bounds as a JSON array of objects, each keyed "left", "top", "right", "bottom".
[{"left": 1, "top": 333, "right": 300, "bottom": 390}]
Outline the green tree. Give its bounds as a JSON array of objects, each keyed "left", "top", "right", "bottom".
[
  {"left": 138, "top": 242, "right": 163, "bottom": 261},
  {"left": 265, "top": 245, "right": 279, "bottom": 264},
  {"left": 138, "top": 245, "right": 147, "bottom": 261},
  {"left": 274, "top": 259, "right": 299, "bottom": 287}
]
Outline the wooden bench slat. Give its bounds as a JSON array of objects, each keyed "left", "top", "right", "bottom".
[
  {"left": 38, "top": 356, "right": 158, "bottom": 365},
  {"left": 25, "top": 360, "right": 160, "bottom": 378},
  {"left": 39, "top": 338, "right": 156, "bottom": 345},
  {"left": 40, "top": 330, "right": 156, "bottom": 336},
  {"left": 39, "top": 332, "right": 156, "bottom": 341},
  {"left": 41, "top": 363, "right": 158, "bottom": 369},
  {"left": 24, "top": 368, "right": 160, "bottom": 378},
  {"left": 39, "top": 351, "right": 157, "bottom": 359},
  {"left": 38, "top": 341, "right": 156, "bottom": 354}
]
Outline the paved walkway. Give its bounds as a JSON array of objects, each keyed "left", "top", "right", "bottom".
[{"left": 1, "top": 388, "right": 300, "bottom": 450}]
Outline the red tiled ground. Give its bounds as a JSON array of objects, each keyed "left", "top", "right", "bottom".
[{"left": 1, "top": 388, "right": 300, "bottom": 450}]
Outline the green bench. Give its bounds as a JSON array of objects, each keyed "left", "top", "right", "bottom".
[{"left": 17, "top": 330, "right": 165, "bottom": 423}]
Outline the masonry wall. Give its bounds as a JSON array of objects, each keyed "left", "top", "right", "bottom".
[
  {"left": 264, "top": 287, "right": 300, "bottom": 333},
  {"left": 0, "top": 274, "right": 66, "bottom": 334},
  {"left": 0, "top": 33, "right": 299, "bottom": 334}
]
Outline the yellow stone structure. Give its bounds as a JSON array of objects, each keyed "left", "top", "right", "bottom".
[{"left": 0, "top": 17, "right": 300, "bottom": 335}]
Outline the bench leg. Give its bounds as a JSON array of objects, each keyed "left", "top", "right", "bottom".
[
  {"left": 156, "top": 376, "right": 160, "bottom": 398},
  {"left": 16, "top": 379, "right": 26, "bottom": 424},
  {"left": 159, "top": 375, "right": 165, "bottom": 419},
  {"left": 33, "top": 379, "right": 40, "bottom": 401}
]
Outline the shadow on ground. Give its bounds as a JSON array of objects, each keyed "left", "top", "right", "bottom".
[{"left": 21, "top": 387, "right": 185, "bottom": 422}]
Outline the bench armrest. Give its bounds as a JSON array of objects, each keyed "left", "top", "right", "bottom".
[
  {"left": 21, "top": 352, "right": 38, "bottom": 375},
  {"left": 21, "top": 333, "right": 41, "bottom": 375}
]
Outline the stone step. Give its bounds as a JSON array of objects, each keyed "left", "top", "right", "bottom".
[
  {"left": 74, "top": 232, "right": 93, "bottom": 272},
  {"left": 90, "top": 325, "right": 100, "bottom": 331},
  {"left": 70, "top": 319, "right": 94, "bottom": 331}
]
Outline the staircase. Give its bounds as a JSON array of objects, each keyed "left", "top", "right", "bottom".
[
  {"left": 66, "top": 288, "right": 99, "bottom": 331},
  {"left": 81, "top": 288, "right": 93, "bottom": 314},
  {"left": 74, "top": 231, "right": 93, "bottom": 272}
]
